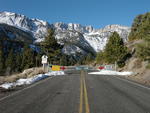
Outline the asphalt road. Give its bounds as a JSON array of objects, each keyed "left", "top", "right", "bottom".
[{"left": 0, "top": 70, "right": 150, "bottom": 113}]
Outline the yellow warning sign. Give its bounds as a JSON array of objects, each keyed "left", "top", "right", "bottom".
[{"left": 52, "top": 65, "right": 60, "bottom": 71}]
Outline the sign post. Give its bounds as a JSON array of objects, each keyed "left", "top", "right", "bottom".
[{"left": 42, "top": 55, "right": 48, "bottom": 72}]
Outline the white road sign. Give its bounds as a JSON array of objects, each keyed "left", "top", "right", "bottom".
[{"left": 42, "top": 55, "right": 48, "bottom": 64}]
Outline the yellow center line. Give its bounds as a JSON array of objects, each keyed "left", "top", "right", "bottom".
[
  {"left": 83, "top": 71, "right": 90, "bottom": 113},
  {"left": 79, "top": 72, "right": 83, "bottom": 113},
  {"left": 79, "top": 70, "right": 90, "bottom": 113}
]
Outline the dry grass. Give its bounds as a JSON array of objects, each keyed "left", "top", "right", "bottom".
[{"left": 0, "top": 67, "right": 44, "bottom": 84}]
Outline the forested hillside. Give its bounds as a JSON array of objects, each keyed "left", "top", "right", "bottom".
[
  {"left": 0, "top": 39, "right": 41, "bottom": 76},
  {"left": 0, "top": 28, "right": 90, "bottom": 76},
  {"left": 128, "top": 12, "right": 150, "bottom": 67}
]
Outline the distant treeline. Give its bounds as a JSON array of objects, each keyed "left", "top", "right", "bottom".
[
  {"left": 0, "top": 38, "right": 42, "bottom": 76},
  {"left": 0, "top": 29, "right": 94, "bottom": 76}
]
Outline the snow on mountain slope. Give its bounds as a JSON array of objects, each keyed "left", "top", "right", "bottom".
[
  {"left": 53, "top": 23, "right": 130, "bottom": 53},
  {"left": 84, "top": 25, "right": 131, "bottom": 52},
  {"left": 0, "top": 11, "right": 131, "bottom": 55},
  {"left": 0, "top": 23, "right": 33, "bottom": 43},
  {"left": 84, "top": 32, "right": 108, "bottom": 52},
  {"left": 0, "top": 11, "right": 49, "bottom": 42},
  {"left": 52, "top": 22, "right": 95, "bottom": 55},
  {"left": 53, "top": 22, "right": 94, "bottom": 33},
  {"left": 62, "top": 45, "right": 86, "bottom": 55}
]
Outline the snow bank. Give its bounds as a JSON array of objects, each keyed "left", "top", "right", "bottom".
[
  {"left": 0, "top": 71, "right": 65, "bottom": 89},
  {"left": 45, "top": 71, "right": 65, "bottom": 76},
  {"left": 0, "top": 83, "right": 14, "bottom": 89},
  {"left": 88, "top": 70, "right": 133, "bottom": 76}
]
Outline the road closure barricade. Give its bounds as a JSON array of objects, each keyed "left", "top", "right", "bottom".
[{"left": 52, "top": 65, "right": 60, "bottom": 71}]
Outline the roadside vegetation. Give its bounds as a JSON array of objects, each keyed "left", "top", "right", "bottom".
[
  {"left": 122, "top": 12, "right": 150, "bottom": 86},
  {"left": 96, "top": 32, "right": 129, "bottom": 67},
  {"left": 96, "top": 12, "right": 150, "bottom": 70},
  {"left": 128, "top": 12, "right": 150, "bottom": 68},
  {"left": 0, "top": 39, "right": 42, "bottom": 76}
]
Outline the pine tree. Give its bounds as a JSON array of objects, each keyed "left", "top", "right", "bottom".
[
  {"left": 96, "top": 51, "right": 105, "bottom": 64},
  {"left": 15, "top": 53, "right": 22, "bottom": 72},
  {"left": 104, "top": 32, "right": 128, "bottom": 67},
  {"left": 43, "top": 29, "right": 58, "bottom": 48},
  {"left": 60, "top": 54, "right": 68, "bottom": 66},
  {"left": 84, "top": 53, "right": 94, "bottom": 64},
  {"left": 36, "top": 54, "right": 42, "bottom": 67},
  {"left": 129, "top": 12, "right": 150, "bottom": 41},
  {"left": 21, "top": 44, "right": 35, "bottom": 69},
  {"left": 41, "top": 29, "right": 63, "bottom": 65},
  {"left": 5, "top": 49, "right": 16, "bottom": 74}
]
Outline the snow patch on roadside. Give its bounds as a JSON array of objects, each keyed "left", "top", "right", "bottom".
[
  {"left": 0, "top": 71, "right": 65, "bottom": 89},
  {"left": 88, "top": 70, "right": 133, "bottom": 76}
]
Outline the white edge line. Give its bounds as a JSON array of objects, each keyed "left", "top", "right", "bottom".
[
  {"left": 113, "top": 76, "right": 150, "bottom": 90},
  {"left": 0, "top": 76, "right": 54, "bottom": 102}
]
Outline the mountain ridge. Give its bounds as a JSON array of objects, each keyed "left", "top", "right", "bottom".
[{"left": 0, "top": 11, "right": 131, "bottom": 55}]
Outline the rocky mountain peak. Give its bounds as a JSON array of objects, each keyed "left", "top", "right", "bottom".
[
  {"left": 0, "top": 11, "right": 49, "bottom": 42},
  {"left": 0, "top": 11, "right": 131, "bottom": 55}
]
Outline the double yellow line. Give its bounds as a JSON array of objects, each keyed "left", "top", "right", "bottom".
[{"left": 79, "top": 71, "right": 90, "bottom": 113}]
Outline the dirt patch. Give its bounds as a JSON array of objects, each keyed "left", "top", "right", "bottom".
[{"left": 123, "top": 57, "right": 150, "bottom": 86}]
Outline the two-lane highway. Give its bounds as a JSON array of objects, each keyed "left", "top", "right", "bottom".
[{"left": 0, "top": 69, "right": 150, "bottom": 113}]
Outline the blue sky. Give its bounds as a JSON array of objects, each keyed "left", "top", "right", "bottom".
[{"left": 0, "top": 0, "right": 150, "bottom": 28}]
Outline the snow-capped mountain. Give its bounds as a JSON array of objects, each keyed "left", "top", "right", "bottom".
[
  {"left": 53, "top": 23, "right": 130, "bottom": 54},
  {"left": 53, "top": 22, "right": 94, "bottom": 33},
  {"left": 0, "top": 11, "right": 49, "bottom": 42},
  {"left": 0, "top": 23, "right": 33, "bottom": 43},
  {"left": 84, "top": 25, "right": 130, "bottom": 52},
  {"left": 0, "top": 11, "right": 131, "bottom": 55}
]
